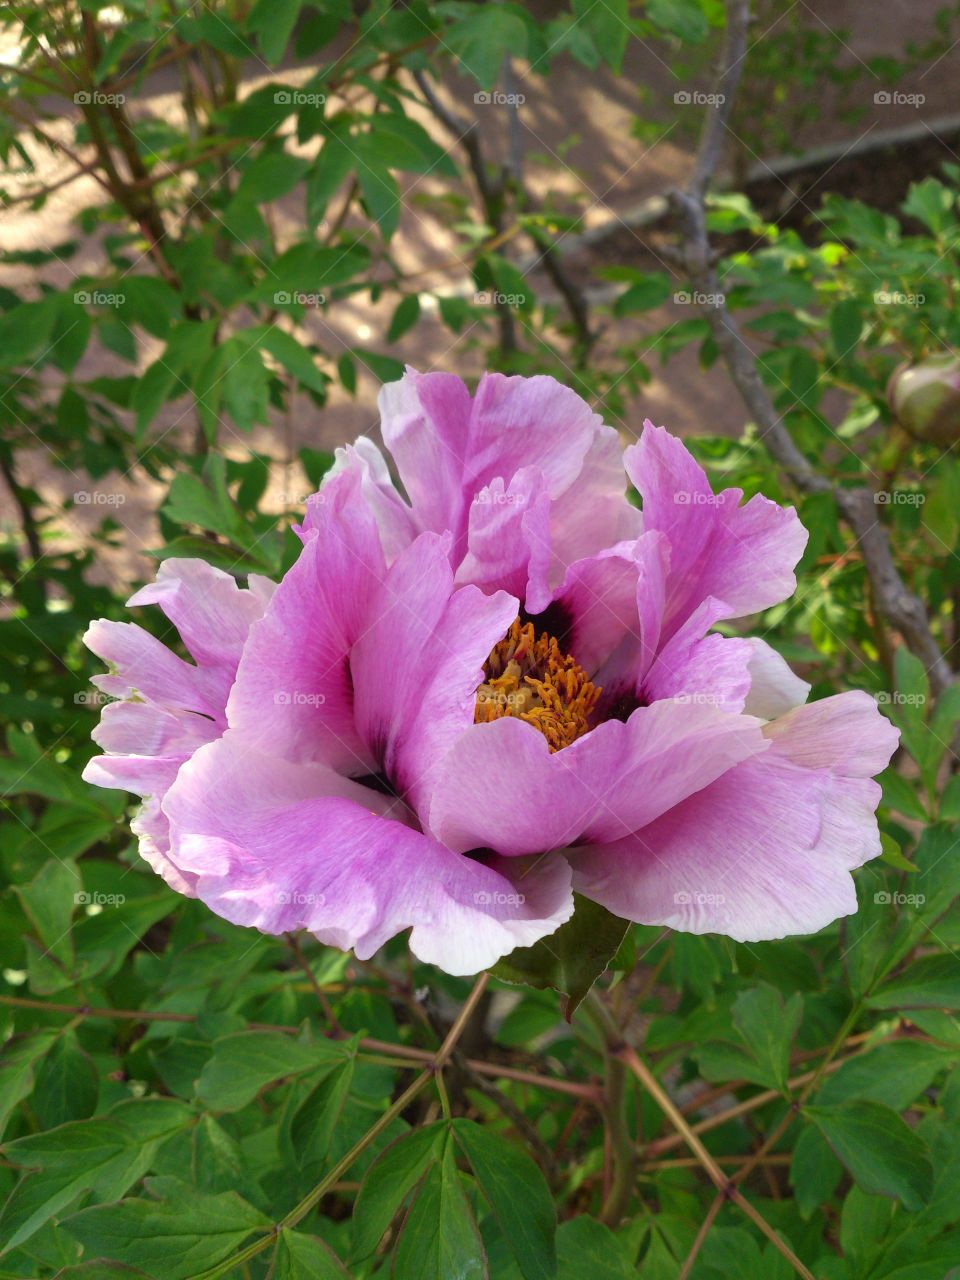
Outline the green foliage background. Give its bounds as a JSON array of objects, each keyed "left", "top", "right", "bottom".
[{"left": 2, "top": 2, "right": 960, "bottom": 1277}]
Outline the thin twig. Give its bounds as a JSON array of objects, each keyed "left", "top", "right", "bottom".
[
  {"left": 670, "top": 0, "right": 953, "bottom": 695},
  {"left": 619, "top": 1045, "right": 815, "bottom": 1280}
]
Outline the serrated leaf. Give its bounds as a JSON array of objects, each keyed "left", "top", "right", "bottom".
[
  {"left": 353, "top": 1122, "right": 446, "bottom": 1259},
  {"left": 393, "top": 1138, "right": 487, "bottom": 1280},
  {"left": 195, "top": 1031, "right": 347, "bottom": 1111},
  {"left": 452, "top": 1119, "right": 556, "bottom": 1280},
  {"left": 62, "top": 1178, "right": 270, "bottom": 1280},
  {"left": 273, "top": 1227, "right": 352, "bottom": 1278},
  {"left": 805, "top": 1101, "right": 933, "bottom": 1210}
]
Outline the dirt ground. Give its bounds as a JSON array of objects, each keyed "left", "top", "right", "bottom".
[{"left": 2, "top": 0, "right": 958, "bottom": 585}]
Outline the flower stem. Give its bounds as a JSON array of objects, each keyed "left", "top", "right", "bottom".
[{"left": 585, "top": 990, "right": 638, "bottom": 1226}]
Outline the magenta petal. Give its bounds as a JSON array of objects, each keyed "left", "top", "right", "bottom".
[
  {"left": 570, "top": 690, "right": 899, "bottom": 940},
  {"left": 226, "top": 469, "right": 387, "bottom": 773},
  {"left": 350, "top": 533, "right": 518, "bottom": 822},
  {"left": 456, "top": 468, "right": 553, "bottom": 612},
  {"left": 428, "top": 702, "right": 766, "bottom": 856},
  {"left": 126, "top": 558, "right": 265, "bottom": 671},
  {"left": 313, "top": 436, "right": 417, "bottom": 563},
  {"left": 82, "top": 558, "right": 272, "bottom": 895},
  {"left": 163, "top": 735, "right": 573, "bottom": 974},
  {"left": 625, "top": 422, "right": 808, "bottom": 639},
  {"left": 379, "top": 369, "right": 474, "bottom": 548},
  {"left": 641, "top": 598, "right": 755, "bottom": 712}
]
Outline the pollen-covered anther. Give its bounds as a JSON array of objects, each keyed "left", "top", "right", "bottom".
[{"left": 474, "top": 619, "right": 601, "bottom": 752}]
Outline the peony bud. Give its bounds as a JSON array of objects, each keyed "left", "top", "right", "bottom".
[{"left": 887, "top": 353, "right": 960, "bottom": 447}]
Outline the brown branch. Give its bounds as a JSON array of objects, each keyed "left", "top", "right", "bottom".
[
  {"left": 669, "top": 0, "right": 953, "bottom": 696},
  {"left": 619, "top": 1045, "right": 815, "bottom": 1280},
  {"left": 413, "top": 68, "right": 517, "bottom": 357},
  {"left": 0, "top": 990, "right": 598, "bottom": 1102}
]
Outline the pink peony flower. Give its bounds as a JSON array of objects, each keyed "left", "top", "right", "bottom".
[{"left": 83, "top": 371, "right": 899, "bottom": 975}]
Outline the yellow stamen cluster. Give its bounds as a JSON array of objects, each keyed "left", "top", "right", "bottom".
[{"left": 475, "top": 619, "right": 601, "bottom": 753}]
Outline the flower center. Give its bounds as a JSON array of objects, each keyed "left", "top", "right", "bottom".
[{"left": 475, "top": 619, "right": 601, "bottom": 753}]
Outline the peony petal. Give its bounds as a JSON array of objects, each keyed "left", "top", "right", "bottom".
[
  {"left": 640, "top": 597, "right": 754, "bottom": 712},
  {"left": 428, "top": 701, "right": 766, "bottom": 856},
  {"left": 570, "top": 690, "right": 899, "bottom": 941},
  {"left": 226, "top": 468, "right": 387, "bottom": 774},
  {"left": 379, "top": 369, "right": 474, "bottom": 551},
  {"left": 742, "top": 639, "right": 811, "bottom": 720},
  {"left": 455, "top": 468, "right": 553, "bottom": 612},
  {"left": 317, "top": 436, "right": 417, "bottom": 564},
  {"left": 625, "top": 422, "right": 808, "bottom": 640},
  {"left": 350, "top": 532, "right": 518, "bottom": 822},
  {"left": 84, "top": 619, "right": 228, "bottom": 722},
  {"left": 163, "top": 734, "right": 573, "bottom": 974},
  {"left": 126, "top": 558, "right": 266, "bottom": 671}
]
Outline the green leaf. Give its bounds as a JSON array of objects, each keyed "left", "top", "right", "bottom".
[
  {"left": 614, "top": 272, "right": 672, "bottom": 315},
  {"left": 392, "top": 1138, "right": 486, "bottom": 1280},
  {"left": 259, "top": 328, "right": 329, "bottom": 395},
  {"left": 731, "top": 983, "right": 803, "bottom": 1092},
  {"left": 818, "top": 1040, "right": 950, "bottom": 1112},
  {"left": 829, "top": 298, "right": 862, "bottom": 357},
  {"left": 453, "top": 1119, "right": 557, "bottom": 1280},
  {"left": 32, "top": 1029, "right": 99, "bottom": 1128},
  {"left": 273, "top": 1228, "right": 352, "bottom": 1278},
  {"left": 246, "top": 0, "right": 302, "bottom": 64},
  {"left": 805, "top": 1101, "right": 933, "bottom": 1210},
  {"left": 355, "top": 157, "right": 400, "bottom": 239},
  {"left": 1, "top": 1098, "right": 193, "bottom": 1254},
  {"left": 790, "top": 1124, "right": 842, "bottom": 1219},
  {"left": 444, "top": 7, "right": 529, "bottom": 87},
  {"left": 13, "top": 857, "right": 80, "bottom": 967},
  {"left": 491, "top": 895, "right": 628, "bottom": 1019},
  {"left": 866, "top": 955, "right": 960, "bottom": 1010},
  {"left": 646, "top": 0, "right": 709, "bottom": 43},
  {"left": 388, "top": 293, "right": 421, "bottom": 341},
  {"left": 195, "top": 1031, "right": 347, "bottom": 1111},
  {"left": 556, "top": 1216, "right": 633, "bottom": 1278},
  {"left": 62, "top": 1178, "right": 270, "bottom": 1280},
  {"left": 573, "top": 0, "right": 631, "bottom": 71},
  {"left": 0, "top": 1031, "right": 58, "bottom": 1139},
  {"left": 234, "top": 147, "right": 310, "bottom": 205},
  {"left": 286, "top": 1054, "right": 356, "bottom": 1173},
  {"left": 353, "top": 1122, "right": 446, "bottom": 1259}
]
